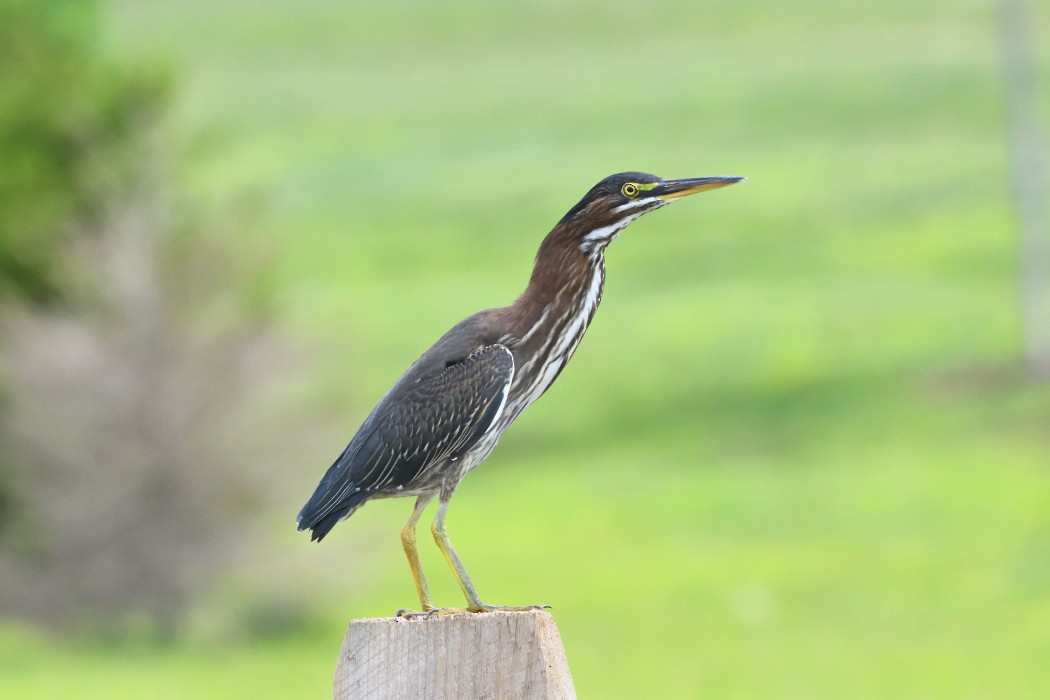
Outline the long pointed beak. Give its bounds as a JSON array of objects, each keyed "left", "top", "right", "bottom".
[{"left": 655, "top": 176, "right": 745, "bottom": 201}]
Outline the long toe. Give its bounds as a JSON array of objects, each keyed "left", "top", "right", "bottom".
[
  {"left": 466, "top": 603, "right": 551, "bottom": 613},
  {"left": 396, "top": 607, "right": 472, "bottom": 619}
]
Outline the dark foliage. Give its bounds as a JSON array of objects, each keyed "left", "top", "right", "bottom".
[{"left": 0, "top": 0, "right": 289, "bottom": 636}]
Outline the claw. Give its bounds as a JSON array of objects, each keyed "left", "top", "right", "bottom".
[
  {"left": 466, "top": 603, "right": 551, "bottom": 613},
  {"left": 395, "top": 607, "right": 464, "bottom": 619},
  {"left": 396, "top": 604, "right": 550, "bottom": 618}
]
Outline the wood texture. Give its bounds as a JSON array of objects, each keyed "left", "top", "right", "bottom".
[{"left": 333, "top": 609, "right": 576, "bottom": 699}]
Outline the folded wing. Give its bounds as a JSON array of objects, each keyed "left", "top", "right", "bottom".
[{"left": 297, "top": 344, "right": 514, "bottom": 541}]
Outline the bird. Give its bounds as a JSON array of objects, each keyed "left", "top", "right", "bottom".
[{"left": 297, "top": 171, "right": 744, "bottom": 614}]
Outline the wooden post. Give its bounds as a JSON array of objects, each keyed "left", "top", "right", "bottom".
[{"left": 333, "top": 609, "right": 576, "bottom": 699}]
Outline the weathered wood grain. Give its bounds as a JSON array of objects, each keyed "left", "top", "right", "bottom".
[{"left": 333, "top": 609, "right": 576, "bottom": 699}]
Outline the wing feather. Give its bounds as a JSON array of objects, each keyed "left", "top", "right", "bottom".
[{"left": 297, "top": 344, "right": 513, "bottom": 540}]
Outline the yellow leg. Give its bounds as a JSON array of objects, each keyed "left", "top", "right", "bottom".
[
  {"left": 400, "top": 494, "right": 435, "bottom": 612},
  {"left": 431, "top": 498, "right": 487, "bottom": 610},
  {"left": 431, "top": 497, "right": 547, "bottom": 613}
]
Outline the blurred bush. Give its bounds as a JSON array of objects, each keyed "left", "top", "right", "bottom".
[
  {"left": 0, "top": 0, "right": 166, "bottom": 304},
  {"left": 0, "top": 0, "right": 288, "bottom": 636}
]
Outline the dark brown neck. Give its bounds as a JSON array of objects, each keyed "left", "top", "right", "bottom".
[
  {"left": 515, "top": 225, "right": 604, "bottom": 324},
  {"left": 488, "top": 223, "right": 607, "bottom": 416},
  {"left": 493, "top": 223, "right": 608, "bottom": 372}
]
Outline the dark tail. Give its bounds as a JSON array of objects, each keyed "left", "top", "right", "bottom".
[
  {"left": 298, "top": 507, "right": 348, "bottom": 542},
  {"left": 296, "top": 492, "right": 365, "bottom": 542}
]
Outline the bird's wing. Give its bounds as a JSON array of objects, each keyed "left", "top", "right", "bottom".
[{"left": 297, "top": 344, "right": 514, "bottom": 539}]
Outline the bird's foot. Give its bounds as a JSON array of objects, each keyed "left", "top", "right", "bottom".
[
  {"left": 466, "top": 603, "right": 551, "bottom": 613},
  {"left": 395, "top": 607, "right": 465, "bottom": 619},
  {"left": 395, "top": 604, "right": 550, "bottom": 618}
]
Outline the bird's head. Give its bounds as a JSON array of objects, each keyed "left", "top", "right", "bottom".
[{"left": 561, "top": 171, "right": 744, "bottom": 251}]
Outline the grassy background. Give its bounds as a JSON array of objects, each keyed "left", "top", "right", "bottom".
[{"left": 3, "top": 0, "right": 1050, "bottom": 697}]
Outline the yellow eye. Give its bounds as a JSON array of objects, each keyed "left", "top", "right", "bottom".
[{"left": 621, "top": 183, "right": 639, "bottom": 197}]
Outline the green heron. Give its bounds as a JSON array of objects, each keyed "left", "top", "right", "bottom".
[{"left": 297, "top": 171, "right": 743, "bottom": 613}]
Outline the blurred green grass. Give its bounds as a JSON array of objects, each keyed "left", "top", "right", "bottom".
[{"left": 4, "top": 0, "right": 1049, "bottom": 697}]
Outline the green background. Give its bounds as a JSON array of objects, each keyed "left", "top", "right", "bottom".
[{"left": 3, "top": 0, "right": 1050, "bottom": 697}]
